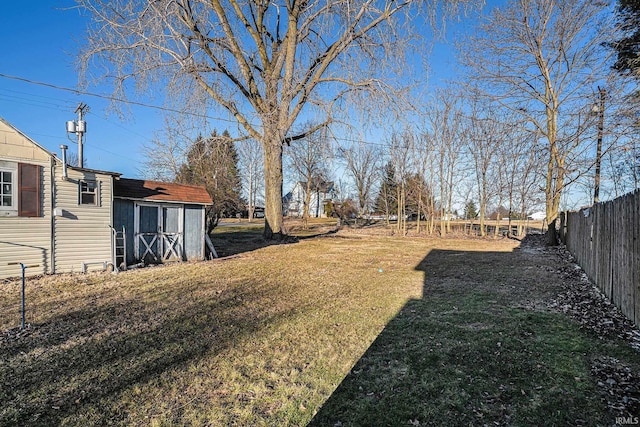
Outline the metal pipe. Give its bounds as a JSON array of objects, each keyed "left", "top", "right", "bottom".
[
  {"left": 8, "top": 262, "right": 36, "bottom": 330},
  {"left": 60, "top": 144, "right": 68, "bottom": 180}
]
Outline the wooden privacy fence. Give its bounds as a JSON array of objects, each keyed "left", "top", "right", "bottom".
[{"left": 560, "top": 189, "right": 640, "bottom": 326}]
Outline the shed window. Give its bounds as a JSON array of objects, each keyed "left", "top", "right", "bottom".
[{"left": 79, "top": 180, "right": 99, "bottom": 206}]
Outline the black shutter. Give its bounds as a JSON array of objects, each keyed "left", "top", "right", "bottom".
[{"left": 18, "top": 163, "right": 41, "bottom": 217}]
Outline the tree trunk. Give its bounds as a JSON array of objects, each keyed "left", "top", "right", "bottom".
[
  {"left": 263, "top": 139, "right": 285, "bottom": 240},
  {"left": 546, "top": 217, "right": 559, "bottom": 246}
]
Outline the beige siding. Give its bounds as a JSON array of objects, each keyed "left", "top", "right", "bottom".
[
  {"left": 0, "top": 119, "right": 53, "bottom": 279},
  {"left": 53, "top": 166, "right": 113, "bottom": 273},
  {"left": 0, "top": 120, "right": 51, "bottom": 162},
  {"left": 0, "top": 161, "right": 53, "bottom": 279}
]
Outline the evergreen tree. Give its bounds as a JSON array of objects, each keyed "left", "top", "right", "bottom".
[
  {"left": 177, "top": 130, "right": 244, "bottom": 232},
  {"left": 373, "top": 161, "right": 398, "bottom": 217},
  {"left": 405, "top": 173, "right": 434, "bottom": 219},
  {"left": 612, "top": 0, "right": 640, "bottom": 77},
  {"left": 464, "top": 200, "right": 478, "bottom": 220}
]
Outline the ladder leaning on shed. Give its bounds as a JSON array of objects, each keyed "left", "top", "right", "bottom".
[{"left": 110, "top": 225, "right": 127, "bottom": 271}]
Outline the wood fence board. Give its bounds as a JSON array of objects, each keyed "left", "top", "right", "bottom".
[
  {"left": 564, "top": 190, "right": 639, "bottom": 327},
  {"left": 632, "top": 190, "right": 640, "bottom": 326}
]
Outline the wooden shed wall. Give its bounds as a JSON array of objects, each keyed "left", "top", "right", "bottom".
[
  {"left": 113, "top": 199, "right": 136, "bottom": 265},
  {"left": 184, "top": 204, "right": 205, "bottom": 260},
  {"left": 113, "top": 200, "right": 206, "bottom": 264}
]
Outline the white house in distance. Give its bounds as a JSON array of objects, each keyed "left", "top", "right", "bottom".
[
  {"left": 528, "top": 211, "right": 546, "bottom": 221},
  {"left": 283, "top": 180, "right": 336, "bottom": 218}
]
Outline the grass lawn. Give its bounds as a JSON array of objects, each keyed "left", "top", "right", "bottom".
[{"left": 1, "top": 227, "right": 638, "bottom": 426}]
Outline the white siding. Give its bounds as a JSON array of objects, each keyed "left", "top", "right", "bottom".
[
  {"left": 0, "top": 120, "right": 53, "bottom": 279},
  {"left": 53, "top": 166, "right": 114, "bottom": 273}
]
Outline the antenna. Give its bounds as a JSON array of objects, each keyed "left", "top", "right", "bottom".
[{"left": 65, "top": 103, "right": 89, "bottom": 167}]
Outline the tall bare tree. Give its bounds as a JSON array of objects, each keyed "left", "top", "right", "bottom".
[
  {"left": 141, "top": 117, "right": 193, "bottom": 181},
  {"left": 338, "top": 140, "right": 381, "bottom": 218},
  {"left": 424, "top": 89, "right": 465, "bottom": 235},
  {"left": 77, "top": 0, "right": 470, "bottom": 239},
  {"left": 460, "top": 0, "right": 615, "bottom": 244},
  {"left": 466, "top": 103, "right": 503, "bottom": 237},
  {"left": 237, "top": 139, "right": 264, "bottom": 221},
  {"left": 286, "top": 125, "right": 332, "bottom": 228}
]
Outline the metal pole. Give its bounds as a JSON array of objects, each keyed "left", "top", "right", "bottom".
[
  {"left": 20, "top": 263, "right": 26, "bottom": 330},
  {"left": 74, "top": 103, "right": 88, "bottom": 168},
  {"left": 8, "top": 262, "right": 38, "bottom": 330},
  {"left": 594, "top": 87, "right": 605, "bottom": 204}
]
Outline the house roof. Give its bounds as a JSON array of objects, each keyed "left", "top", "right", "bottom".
[
  {"left": 114, "top": 178, "right": 213, "bottom": 205},
  {"left": 67, "top": 165, "right": 121, "bottom": 177},
  {"left": 296, "top": 180, "right": 335, "bottom": 193}
]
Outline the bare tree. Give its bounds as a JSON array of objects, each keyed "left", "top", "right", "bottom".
[
  {"left": 141, "top": 117, "right": 192, "bottom": 181},
  {"left": 338, "top": 139, "right": 381, "bottom": 219},
  {"left": 237, "top": 139, "right": 264, "bottom": 221},
  {"left": 410, "top": 131, "right": 436, "bottom": 234},
  {"left": 425, "top": 89, "right": 465, "bottom": 235},
  {"left": 460, "top": 0, "right": 615, "bottom": 245},
  {"left": 466, "top": 103, "right": 503, "bottom": 237},
  {"left": 286, "top": 125, "right": 332, "bottom": 228},
  {"left": 77, "top": 0, "right": 471, "bottom": 240},
  {"left": 387, "top": 131, "right": 413, "bottom": 235}
]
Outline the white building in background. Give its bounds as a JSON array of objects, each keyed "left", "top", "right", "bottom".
[
  {"left": 528, "top": 211, "right": 546, "bottom": 221},
  {"left": 283, "top": 180, "right": 336, "bottom": 218}
]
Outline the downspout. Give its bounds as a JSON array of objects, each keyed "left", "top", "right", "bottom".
[
  {"left": 110, "top": 176, "right": 115, "bottom": 269},
  {"left": 50, "top": 156, "right": 56, "bottom": 274}
]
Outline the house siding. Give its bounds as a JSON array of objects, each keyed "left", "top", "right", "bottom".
[
  {"left": 0, "top": 120, "right": 53, "bottom": 279},
  {"left": 53, "top": 165, "right": 113, "bottom": 273},
  {"left": 285, "top": 182, "right": 334, "bottom": 218}
]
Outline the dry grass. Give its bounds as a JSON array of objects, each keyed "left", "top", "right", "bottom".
[{"left": 1, "top": 230, "right": 637, "bottom": 426}]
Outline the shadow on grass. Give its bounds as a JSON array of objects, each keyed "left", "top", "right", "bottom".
[
  {"left": 211, "top": 221, "right": 339, "bottom": 257},
  {"left": 0, "top": 276, "right": 298, "bottom": 426},
  {"left": 309, "top": 244, "right": 620, "bottom": 426}
]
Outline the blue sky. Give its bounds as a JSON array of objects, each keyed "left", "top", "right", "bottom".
[
  {"left": 0, "top": 1, "right": 166, "bottom": 178},
  {"left": 0, "top": 2, "right": 490, "bottom": 180}
]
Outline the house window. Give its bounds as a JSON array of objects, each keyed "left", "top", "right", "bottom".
[
  {"left": 0, "top": 169, "right": 14, "bottom": 209},
  {"left": 0, "top": 163, "right": 41, "bottom": 217},
  {"left": 79, "top": 180, "right": 99, "bottom": 206}
]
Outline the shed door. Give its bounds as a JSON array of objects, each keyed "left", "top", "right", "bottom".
[
  {"left": 160, "top": 206, "right": 182, "bottom": 261},
  {"left": 138, "top": 205, "right": 160, "bottom": 263}
]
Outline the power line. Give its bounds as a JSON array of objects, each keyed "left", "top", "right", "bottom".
[
  {"left": 0, "top": 72, "right": 470, "bottom": 152},
  {"left": 0, "top": 72, "right": 240, "bottom": 124}
]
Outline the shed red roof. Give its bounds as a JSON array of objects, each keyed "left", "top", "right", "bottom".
[{"left": 114, "top": 178, "right": 212, "bottom": 205}]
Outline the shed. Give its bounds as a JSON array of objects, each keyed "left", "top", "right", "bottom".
[{"left": 113, "top": 178, "right": 212, "bottom": 267}]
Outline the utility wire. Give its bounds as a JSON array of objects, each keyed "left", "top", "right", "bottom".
[
  {"left": 0, "top": 72, "right": 475, "bottom": 153},
  {"left": 0, "top": 72, "right": 240, "bottom": 124}
]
